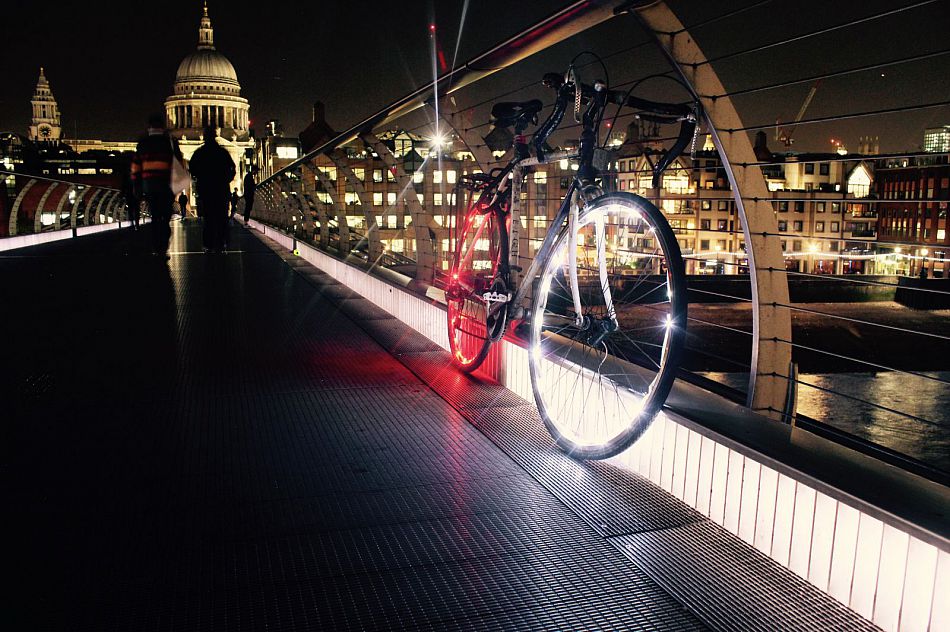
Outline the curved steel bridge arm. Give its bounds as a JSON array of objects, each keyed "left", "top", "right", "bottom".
[{"left": 632, "top": 1, "right": 793, "bottom": 416}]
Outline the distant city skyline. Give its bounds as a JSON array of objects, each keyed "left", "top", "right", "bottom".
[{"left": 2, "top": 0, "right": 948, "bottom": 153}]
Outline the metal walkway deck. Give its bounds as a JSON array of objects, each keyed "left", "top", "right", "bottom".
[{"left": 3, "top": 223, "right": 876, "bottom": 631}]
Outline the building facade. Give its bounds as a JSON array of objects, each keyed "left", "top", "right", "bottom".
[
  {"left": 923, "top": 125, "right": 950, "bottom": 153},
  {"left": 255, "top": 123, "right": 301, "bottom": 182},
  {"left": 615, "top": 143, "right": 878, "bottom": 275},
  {"left": 874, "top": 156, "right": 950, "bottom": 277}
]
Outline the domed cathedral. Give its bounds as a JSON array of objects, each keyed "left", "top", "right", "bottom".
[{"left": 165, "top": 3, "right": 253, "bottom": 194}]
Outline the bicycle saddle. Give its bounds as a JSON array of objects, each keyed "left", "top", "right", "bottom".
[{"left": 490, "top": 100, "right": 543, "bottom": 128}]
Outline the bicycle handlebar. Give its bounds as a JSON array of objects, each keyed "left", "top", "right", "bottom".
[
  {"left": 536, "top": 71, "right": 700, "bottom": 188},
  {"left": 541, "top": 73, "right": 692, "bottom": 118}
]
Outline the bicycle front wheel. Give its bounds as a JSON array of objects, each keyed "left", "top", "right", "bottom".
[{"left": 528, "top": 192, "right": 687, "bottom": 459}]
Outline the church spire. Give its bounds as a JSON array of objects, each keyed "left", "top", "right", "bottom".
[{"left": 198, "top": 2, "right": 214, "bottom": 49}]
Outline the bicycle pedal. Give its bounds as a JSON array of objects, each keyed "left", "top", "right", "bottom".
[{"left": 482, "top": 291, "right": 510, "bottom": 304}]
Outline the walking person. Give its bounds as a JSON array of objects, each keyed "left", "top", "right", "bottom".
[
  {"left": 189, "top": 125, "right": 235, "bottom": 253},
  {"left": 131, "top": 113, "right": 180, "bottom": 257},
  {"left": 243, "top": 167, "right": 256, "bottom": 226},
  {"left": 177, "top": 191, "right": 190, "bottom": 219},
  {"left": 121, "top": 165, "right": 139, "bottom": 231},
  {"left": 230, "top": 188, "right": 239, "bottom": 223}
]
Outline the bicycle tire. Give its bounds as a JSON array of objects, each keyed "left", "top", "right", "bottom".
[
  {"left": 446, "top": 207, "right": 505, "bottom": 372},
  {"left": 528, "top": 192, "right": 687, "bottom": 459}
]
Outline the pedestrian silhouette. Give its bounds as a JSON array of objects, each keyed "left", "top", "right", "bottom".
[
  {"left": 189, "top": 125, "right": 235, "bottom": 252},
  {"left": 131, "top": 113, "right": 181, "bottom": 257},
  {"left": 177, "top": 191, "right": 189, "bottom": 218},
  {"left": 243, "top": 167, "right": 257, "bottom": 225},
  {"left": 120, "top": 164, "right": 139, "bottom": 231}
]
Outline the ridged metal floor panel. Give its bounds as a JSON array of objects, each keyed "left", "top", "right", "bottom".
[
  {"left": 271, "top": 236, "right": 881, "bottom": 632},
  {"left": 5, "top": 224, "right": 705, "bottom": 631},
  {"left": 611, "top": 521, "right": 879, "bottom": 631}
]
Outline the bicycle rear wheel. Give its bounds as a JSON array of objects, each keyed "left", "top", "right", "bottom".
[
  {"left": 446, "top": 207, "right": 505, "bottom": 372},
  {"left": 528, "top": 192, "right": 686, "bottom": 459}
]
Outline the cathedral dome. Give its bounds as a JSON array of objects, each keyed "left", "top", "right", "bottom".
[
  {"left": 166, "top": 3, "right": 250, "bottom": 139},
  {"left": 175, "top": 49, "right": 238, "bottom": 85}
]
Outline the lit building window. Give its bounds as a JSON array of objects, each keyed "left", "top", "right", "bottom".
[
  {"left": 413, "top": 170, "right": 424, "bottom": 183},
  {"left": 447, "top": 170, "right": 457, "bottom": 184},
  {"left": 373, "top": 192, "right": 383, "bottom": 206},
  {"left": 434, "top": 193, "right": 442, "bottom": 206},
  {"left": 387, "top": 192, "right": 396, "bottom": 206},
  {"left": 433, "top": 170, "right": 442, "bottom": 184}
]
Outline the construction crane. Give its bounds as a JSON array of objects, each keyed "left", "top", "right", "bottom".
[{"left": 775, "top": 80, "right": 821, "bottom": 148}]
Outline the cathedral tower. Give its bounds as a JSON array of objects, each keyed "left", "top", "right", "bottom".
[{"left": 29, "top": 67, "right": 62, "bottom": 142}]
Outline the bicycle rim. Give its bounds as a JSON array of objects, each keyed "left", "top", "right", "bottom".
[
  {"left": 528, "top": 192, "right": 686, "bottom": 459},
  {"left": 447, "top": 208, "right": 503, "bottom": 372}
]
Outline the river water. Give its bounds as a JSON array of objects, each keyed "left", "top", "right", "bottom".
[{"left": 700, "top": 371, "right": 950, "bottom": 475}]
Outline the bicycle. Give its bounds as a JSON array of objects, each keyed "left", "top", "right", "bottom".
[{"left": 445, "top": 65, "right": 700, "bottom": 459}]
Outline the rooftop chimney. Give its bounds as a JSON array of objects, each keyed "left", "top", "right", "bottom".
[{"left": 753, "top": 131, "right": 772, "bottom": 162}]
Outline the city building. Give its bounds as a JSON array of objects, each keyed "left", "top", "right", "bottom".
[
  {"left": 27, "top": 67, "right": 136, "bottom": 158},
  {"left": 615, "top": 135, "right": 878, "bottom": 275},
  {"left": 923, "top": 125, "right": 950, "bottom": 153},
  {"left": 165, "top": 3, "right": 253, "bottom": 194},
  {"left": 874, "top": 155, "right": 949, "bottom": 277},
  {"left": 4, "top": 68, "right": 135, "bottom": 187},
  {"left": 286, "top": 130, "right": 569, "bottom": 271},
  {"left": 256, "top": 121, "right": 302, "bottom": 181}
]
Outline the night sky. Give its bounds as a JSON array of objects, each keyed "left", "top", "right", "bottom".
[{"left": 2, "top": 0, "right": 948, "bottom": 153}]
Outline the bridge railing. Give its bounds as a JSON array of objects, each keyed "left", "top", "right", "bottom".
[
  {"left": 255, "top": 0, "right": 949, "bottom": 482},
  {"left": 250, "top": 2, "right": 948, "bottom": 628},
  {"left": 0, "top": 170, "right": 129, "bottom": 249}
]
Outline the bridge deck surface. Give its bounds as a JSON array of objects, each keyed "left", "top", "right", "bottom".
[{"left": 3, "top": 223, "right": 875, "bottom": 631}]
